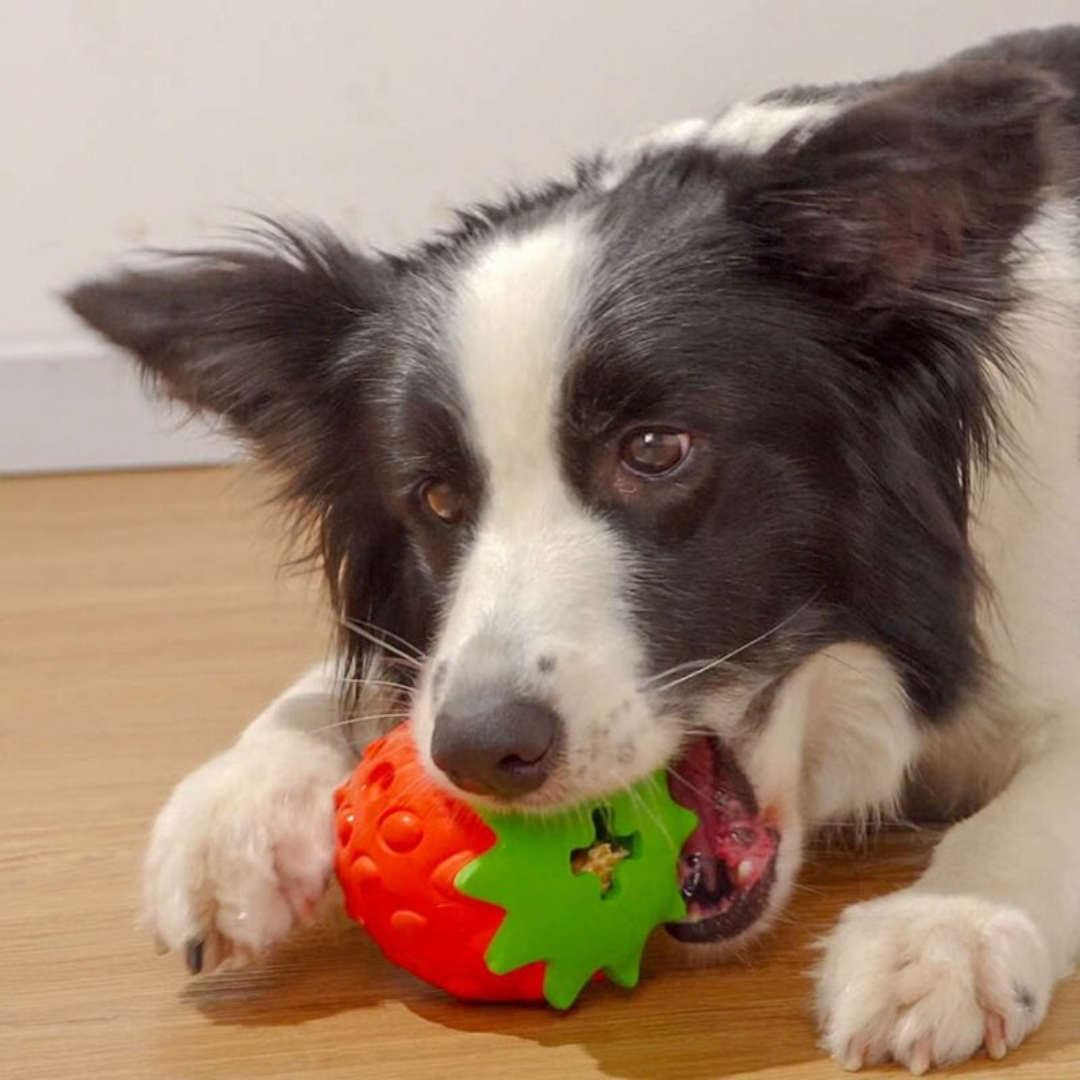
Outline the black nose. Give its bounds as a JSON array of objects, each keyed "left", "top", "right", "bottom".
[{"left": 431, "top": 695, "right": 562, "bottom": 799}]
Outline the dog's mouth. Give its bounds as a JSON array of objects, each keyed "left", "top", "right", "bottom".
[{"left": 666, "top": 735, "right": 779, "bottom": 943}]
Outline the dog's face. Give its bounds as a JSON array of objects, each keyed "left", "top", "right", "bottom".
[
  {"left": 393, "top": 211, "right": 841, "bottom": 797},
  {"left": 69, "top": 61, "right": 1063, "bottom": 945}
]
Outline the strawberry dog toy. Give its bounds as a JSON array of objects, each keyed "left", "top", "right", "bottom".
[{"left": 335, "top": 722, "right": 696, "bottom": 1008}]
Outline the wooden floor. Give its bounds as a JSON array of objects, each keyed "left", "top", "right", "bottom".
[{"left": 2, "top": 466, "right": 1078, "bottom": 1079}]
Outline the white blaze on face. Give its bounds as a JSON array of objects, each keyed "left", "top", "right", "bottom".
[{"left": 411, "top": 218, "right": 680, "bottom": 807}]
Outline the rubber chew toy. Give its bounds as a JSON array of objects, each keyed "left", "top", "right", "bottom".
[{"left": 334, "top": 722, "right": 696, "bottom": 1008}]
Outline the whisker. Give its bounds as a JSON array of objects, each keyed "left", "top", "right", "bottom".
[
  {"left": 647, "top": 594, "right": 819, "bottom": 697},
  {"left": 338, "top": 676, "right": 416, "bottom": 693},
  {"left": 313, "top": 711, "right": 412, "bottom": 735},
  {"left": 665, "top": 766, "right": 713, "bottom": 806},
  {"left": 640, "top": 656, "right": 753, "bottom": 689},
  {"left": 630, "top": 774, "right": 676, "bottom": 853},
  {"left": 340, "top": 615, "right": 425, "bottom": 659},
  {"left": 341, "top": 618, "right": 425, "bottom": 670},
  {"left": 788, "top": 881, "right": 830, "bottom": 897}
]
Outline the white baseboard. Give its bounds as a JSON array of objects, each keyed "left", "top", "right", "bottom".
[{"left": 0, "top": 341, "right": 241, "bottom": 475}]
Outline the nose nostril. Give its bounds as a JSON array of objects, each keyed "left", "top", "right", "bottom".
[{"left": 500, "top": 749, "right": 546, "bottom": 772}]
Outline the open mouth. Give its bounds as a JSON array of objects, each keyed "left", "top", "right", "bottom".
[{"left": 666, "top": 736, "right": 779, "bottom": 943}]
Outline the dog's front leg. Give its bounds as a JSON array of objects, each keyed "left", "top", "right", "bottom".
[
  {"left": 142, "top": 662, "right": 388, "bottom": 973},
  {"left": 817, "top": 716, "right": 1080, "bottom": 1073}
]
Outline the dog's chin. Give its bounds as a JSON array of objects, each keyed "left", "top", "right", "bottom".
[{"left": 666, "top": 735, "right": 781, "bottom": 944}]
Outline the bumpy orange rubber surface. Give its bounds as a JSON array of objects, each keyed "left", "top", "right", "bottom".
[{"left": 334, "top": 724, "right": 546, "bottom": 1001}]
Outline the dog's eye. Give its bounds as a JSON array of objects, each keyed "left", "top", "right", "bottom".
[
  {"left": 420, "top": 480, "right": 466, "bottom": 525},
  {"left": 619, "top": 429, "right": 692, "bottom": 478}
]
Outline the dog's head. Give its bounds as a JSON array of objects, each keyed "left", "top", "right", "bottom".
[{"left": 68, "top": 62, "right": 1066, "bottom": 945}]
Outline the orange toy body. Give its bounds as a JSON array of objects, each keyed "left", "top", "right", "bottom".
[{"left": 334, "top": 724, "right": 546, "bottom": 1001}]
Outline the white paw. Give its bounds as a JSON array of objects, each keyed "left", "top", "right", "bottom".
[
  {"left": 143, "top": 732, "right": 347, "bottom": 972},
  {"left": 816, "top": 892, "right": 1052, "bottom": 1074}
]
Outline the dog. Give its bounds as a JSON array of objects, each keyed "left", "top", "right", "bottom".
[{"left": 67, "top": 25, "right": 1080, "bottom": 1073}]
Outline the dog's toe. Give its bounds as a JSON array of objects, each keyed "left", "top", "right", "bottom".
[
  {"left": 817, "top": 892, "right": 1052, "bottom": 1073},
  {"left": 143, "top": 736, "right": 344, "bottom": 972}
]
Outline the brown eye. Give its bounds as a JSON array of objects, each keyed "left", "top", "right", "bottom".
[
  {"left": 619, "top": 429, "right": 692, "bottom": 478},
  {"left": 420, "top": 480, "right": 466, "bottom": 525}
]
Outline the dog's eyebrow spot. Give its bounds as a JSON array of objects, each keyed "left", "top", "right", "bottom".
[{"left": 537, "top": 655, "right": 556, "bottom": 674}]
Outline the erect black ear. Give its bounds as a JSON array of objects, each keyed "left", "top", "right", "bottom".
[
  {"left": 733, "top": 62, "right": 1069, "bottom": 308},
  {"left": 64, "top": 221, "right": 392, "bottom": 451}
]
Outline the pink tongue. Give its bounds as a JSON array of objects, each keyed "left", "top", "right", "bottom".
[
  {"left": 669, "top": 735, "right": 750, "bottom": 827},
  {"left": 669, "top": 737, "right": 775, "bottom": 891}
]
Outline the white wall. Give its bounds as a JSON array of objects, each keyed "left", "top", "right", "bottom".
[{"left": 2, "top": 0, "right": 1076, "bottom": 471}]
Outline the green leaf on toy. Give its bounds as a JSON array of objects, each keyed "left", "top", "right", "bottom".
[{"left": 455, "top": 772, "right": 697, "bottom": 1009}]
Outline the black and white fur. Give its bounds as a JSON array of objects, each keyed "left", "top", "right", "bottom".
[{"left": 69, "top": 27, "right": 1080, "bottom": 1074}]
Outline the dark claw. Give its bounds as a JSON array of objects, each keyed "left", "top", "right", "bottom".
[{"left": 185, "top": 938, "right": 205, "bottom": 975}]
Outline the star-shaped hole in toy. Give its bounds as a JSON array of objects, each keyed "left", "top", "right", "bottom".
[{"left": 570, "top": 807, "right": 638, "bottom": 897}]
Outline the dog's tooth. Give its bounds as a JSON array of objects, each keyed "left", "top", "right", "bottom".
[{"left": 737, "top": 860, "right": 753, "bottom": 885}]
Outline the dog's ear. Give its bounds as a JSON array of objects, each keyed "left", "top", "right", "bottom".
[
  {"left": 67, "top": 223, "right": 428, "bottom": 668},
  {"left": 65, "top": 220, "right": 392, "bottom": 455},
  {"left": 733, "top": 62, "right": 1069, "bottom": 307}
]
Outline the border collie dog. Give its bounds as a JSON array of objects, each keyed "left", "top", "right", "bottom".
[{"left": 69, "top": 27, "right": 1080, "bottom": 1073}]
